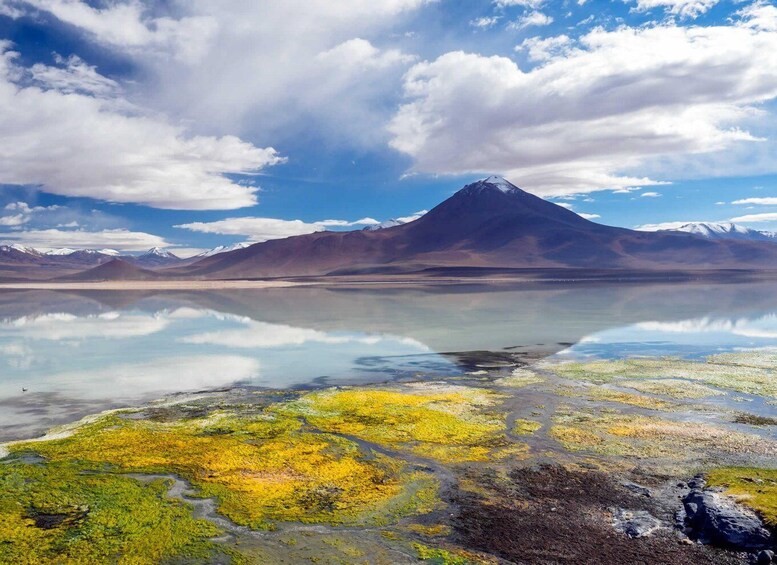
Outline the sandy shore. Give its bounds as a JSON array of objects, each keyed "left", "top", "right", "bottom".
[{"left": 0, "top": 280, "right": 305, "bottom": 290}]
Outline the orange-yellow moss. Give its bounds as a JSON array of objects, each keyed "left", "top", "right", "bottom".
[
  {"left": 280, "top": 385, "right": 515, "bottom": 463},
  {"left": 11, "top": 409, "right": 436, "bottom": 530}
]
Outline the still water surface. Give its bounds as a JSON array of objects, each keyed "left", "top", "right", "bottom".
[{"left": 2, "top": 281, "right": 777, "bottom": 441}]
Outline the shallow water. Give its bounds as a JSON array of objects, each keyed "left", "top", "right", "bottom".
[{"left": 2, "top": 281, "right": 777, "bottom": 441}]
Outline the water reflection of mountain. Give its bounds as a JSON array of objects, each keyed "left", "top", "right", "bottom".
[{"left": 2, "top": 281, "right": 777, "bottom": 356}]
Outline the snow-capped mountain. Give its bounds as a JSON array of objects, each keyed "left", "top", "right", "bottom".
[
  {"left": 192, "top": 243, "right": 252, "bottom": 258},
  {"left": 364, "top": 219, "right": 405, "bottom": 231},
  {"left": 45, "top": 248, "right": 121, "bottom": 256},
  {"left": 0, "top": 244, "right": 40, "bottom": 255},
  {"left": 665, "top": 222, "right": 777, "bottom": 242},
  {"left": 127, "top": 247, "right": 183, "bottom": 268}
]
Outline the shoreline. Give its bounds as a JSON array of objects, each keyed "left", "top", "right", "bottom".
[{"left": 1, "top": 270, "right": 776, "bottom": 290}]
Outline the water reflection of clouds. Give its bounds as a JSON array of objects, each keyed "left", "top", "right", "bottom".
[
  {"left": 563, "top": 312, "right": 777, "bottom": 358},
  {"left": 19, "top": 355, "right": 261, "bottom": 399},
  {"left": 635, "top": 314, "right": 777, "bottom": 339},
  {"left": 0, "top": 312, "right": 169, "bottom": 340},
  {"left": 182, "top": 314, "right": 431, "bottom": 351}
]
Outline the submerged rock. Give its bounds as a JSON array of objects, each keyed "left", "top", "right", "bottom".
[
  {"left": 612, "top": 507, "right": 661, "bottom": 538},
  {"left": 680, "top": 476, "right": 773, "bottom": 550}
]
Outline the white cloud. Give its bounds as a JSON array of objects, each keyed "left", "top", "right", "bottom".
[
  {"left": 389, "top": 18, "right": 777, "bottom": 196},
  {"left": 495, "top": 0, "right": 545, "bottom": 7},
  {"left": 508, "top": 10, "right": 553, "bottom": 30},
  {"left": 29, "top": 54, "right": 119, "bottom": 97},
  {"left": 396, "top": 209, "right": 428, "bottom": 223},
  {"left": 732, "top": 197, "right": 777, "bottom": 205},
  {"left": 640, "top": 191, "right": 662, "bottom": 197},
  {"left": 0, "top": 44, "right": 283, "bottom": 210},
  {"left": 729, "top": 212, "right": 777, "bottom": 223},
  {"left": 633, "top": 0, "right": 719, "bottom": 19},
  {"left": 517, "top": 34, "right": 572, "bottom": 62},
  {"left": 0, "top": 201, "right": 61, "bottom": 227},
  {"left": 0, "top": 228, "right": 171, "bottom": 251},
  {"left": 175, "top": 216, "right": 379, "bottom": 242},
  {"left": 738, "top": 1, "right": 777, "bottom": 32},
  {"left": 471, "top": 16, "right": 501, "bottom": 28},
  {"left": 578, "top": 212, "right": 600, "bottom": 219},
  {"left": 15, "top": 0, "right": 218, "bottom": 62},
  {"left": 15, "top": 1, "right": 430, "bottom": 150}
]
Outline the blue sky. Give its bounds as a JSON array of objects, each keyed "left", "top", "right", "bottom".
[{"left": 0, "top": 0, "right": 776, "bottom": 255}]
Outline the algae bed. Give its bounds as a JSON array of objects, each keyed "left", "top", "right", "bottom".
[{"left": 2, "top": 350, "right": 776, "bottom": 564}]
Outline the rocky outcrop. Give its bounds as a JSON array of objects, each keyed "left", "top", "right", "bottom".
[{"left": 679, "top": 475, "right": 773, "bottom": 551}]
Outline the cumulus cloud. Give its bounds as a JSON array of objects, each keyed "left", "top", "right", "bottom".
[
  {"left": 0, "top": 201, "right": 60, "bottom": 227},
  {"left": 732, "top": 197, "right": 777, "bottom": 205},
  {"left": 0, "top": 44, "right": 283, "bottom": 209},
  {"left": 0, "top": 228, "right": 171, "bottom": 251},
  {"left": 729, "top": 212, "right": 777, "bottom": 223},
  {"left": 389, "top": 17, "right": 777, "bottom": 196},
  {"left": 517, "top": 34, "right": 572, "bottom": 62},
  {"left": 632, "top": 0, "right": 719, "bottom": 19},
  {"left": 396, "top": 209, "right": 428, "bottom": 223},
  {"left": 508, "top": 11, "right": 553, "bottom": 30},
  {"left": 640, "top": 191, "right": 662, "bottom": 197},
  {"left": 175, "top": 216, "right": 380, "bottom": 242},
  {"left": 471, "top": 16, "right": 501, "bottom": 29},
  {"left": 495, "top": 0, "right": 546, "bottom": 7},
  {"left": 11, "top": 0, "right": 218, "bottom": 62},
  {"left": 578, "top": 212, "right": 600, "bottom": 219},
  {"left": 15, "top": 0, "right": 429, "bottom": 149}
]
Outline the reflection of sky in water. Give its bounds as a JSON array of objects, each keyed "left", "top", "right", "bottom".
[
  {"left": 4, "top": 282, "right": 777, "bottom": 440},
  {"left": 557, "top": 313, "right": 777, "bottom": 360},
  {"left": 0, "top": 307, "right": 452, "bottom": 401}
]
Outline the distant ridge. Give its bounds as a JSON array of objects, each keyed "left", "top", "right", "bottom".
[
  {"left": 55, "top": 259, "right": 162, "bottom": 281},
  {"left": 663, "top": 222, "right": 777, "bottom": 242}
]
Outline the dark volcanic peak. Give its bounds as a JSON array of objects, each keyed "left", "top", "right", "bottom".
[{"left": 56, "top": 259, "right": 161, "bottom": 281}]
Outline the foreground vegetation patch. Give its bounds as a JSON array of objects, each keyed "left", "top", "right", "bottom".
[
  {"left": 0, "top": 460, "right": 220, "bottom": 565},
  {"left": 280, "top": 383, "right": 519, "bottom": 463},
  {"left": 706, "top": 467, "right": 777, "bottom": 527},
  {"left": 547, "top": 354, "right": 777, "bottom": 398},
  {"left": 8, "top": 406, "right": 437, "bottom": 530},
  {"left": 550, "top": 409, "right": 775, "bottom": 465}
]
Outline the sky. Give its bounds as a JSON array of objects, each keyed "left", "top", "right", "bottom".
[{"left": 0, "top": 0, "right": 776, "bottom": 256}]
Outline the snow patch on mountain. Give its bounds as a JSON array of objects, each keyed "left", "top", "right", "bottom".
[
  {"left": 193, "top": 243, "right": 252, "bottom": 258},
  {"left": 666, "top": 222, "right": 777, "bottom": 242}
]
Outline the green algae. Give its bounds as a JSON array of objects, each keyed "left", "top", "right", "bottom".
[
  {"left": 0, "top": 459, "right": 220, "bottom": 565},
  {"left": 413, "top": 542, "right": 491, "bottom": 564},
  {"left": 494, "top": 368, "right": 545, "bottom": 388},
  {"left": 547, "top": 355, "right": 777, "bottom": 398},
  {"left": 549, "top": 409, "right": 776, "bottom": 463},
  {"left": 706, "top": 467, "right": 777, "bottom": 527},
  {"left": 619, "top": 378, "right": 725, "bottom": 399},
  {"left": 512, "top": 419, "right": 542, "bottom": 436},
  {"left": 556, "top": 385, "right": 676, "bottom": 410}
]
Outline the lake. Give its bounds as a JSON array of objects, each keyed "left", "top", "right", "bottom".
[{"left": 2, "top": 280, "right": 777, "bottom": 441}]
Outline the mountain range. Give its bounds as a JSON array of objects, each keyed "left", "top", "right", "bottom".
[
  {"left": 661, "top": 222, "right": 777, "bottom": 242},
  {"left": 2, "top": 177, "right": 777, "bottom": 281}
]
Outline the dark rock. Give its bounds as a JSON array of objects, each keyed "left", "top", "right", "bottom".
[
  {"left": 612, "top": 508, "right": 662, "bottom": 538},
  {"left": 622, "top": 482, "right": 652, "bottom": 497},
  {"left": 757, "top": 549, "right": 774, "bottom": 564},
  {"left": 681, "top": 486, "right": 773, "bottom": 550}
]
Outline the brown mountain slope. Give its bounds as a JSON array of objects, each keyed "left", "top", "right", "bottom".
[
  {"left": 172, "top": 177, "right": 777, "bottom": 279},
  {"left": 55, "top": 259, "right": 162, "bottom": 281}
]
